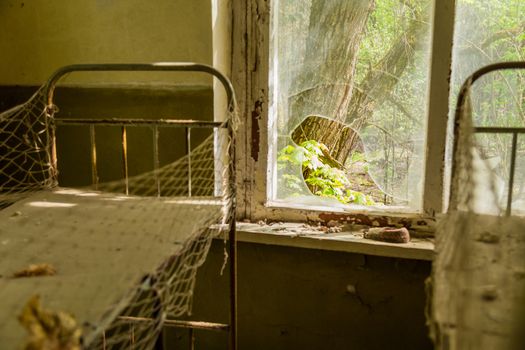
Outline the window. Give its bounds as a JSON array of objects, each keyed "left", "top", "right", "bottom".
[
  {"left": 232, "top": 0, "right": 524, "bottom": 222},
  {"left": 269, "top": 0, "right": 433, "bottom": 211}
]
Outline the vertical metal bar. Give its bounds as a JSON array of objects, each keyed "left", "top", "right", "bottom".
[
  {"left": 506, "top": 132, "right": 518, "bottom": 216},
  {"left": 49, "top": 118, "right": 58, "bottom": 185},
  {"left": 130, "top": 324, "right": 135, "bottom": 349},
  {"left": 229, "top": 217, "right": 237, "bottom": 350},
  {"left": 186, "top": 127, "right": 192, "bottom": 197},
  {"left": 90, "top": 125, "right": 98, "bottom": 189},
  {"left": 122, "top": 126, "right": 129, "bottom": 195},
  {"left": 228, "top": 121, "right": 237, "bottom": 350},
  {"left": 153, "top": 125, "right": 160, "bottom": 196},
  {"left": 189, "top": 328, "right": 195, "bottom": 350}
]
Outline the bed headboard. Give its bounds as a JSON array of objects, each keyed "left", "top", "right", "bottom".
[{"left": 44, "top": 63, "right": 237, "bottom": 198}]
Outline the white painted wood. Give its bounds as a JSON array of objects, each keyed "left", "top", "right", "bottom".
[
  {"left": 423, "top": 0, "right": 456, "bottom": 216},
  {"left": 231, "top": 0, "right": 249, "bottom": 219}
]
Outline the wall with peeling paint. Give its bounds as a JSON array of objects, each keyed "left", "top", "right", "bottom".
[{"left": 167, "top": 241, "right": 433, "bottom": 350}]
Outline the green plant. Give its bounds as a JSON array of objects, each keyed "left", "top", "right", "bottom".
[{"left": 277, "top": 140, "right": 375, "bottom": 205}]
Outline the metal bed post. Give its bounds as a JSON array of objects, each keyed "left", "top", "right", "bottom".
[
  {"left": 121, "top": 126, "right": 130, "bottom": 195},
  {"left": 152, "top": 125, "right": 161, "bottom": 196},
  {"left": 89, "top": 125, "right": 99, "bottom": 190},
  {"left": 186, "top": 127, "right": 192, "bottom": 197},
  {"left": 45, "top": 63, "right": 238, "bottom": 350},
  {"left": 227, "top": 111, "right": 238, "bottom": 350}
]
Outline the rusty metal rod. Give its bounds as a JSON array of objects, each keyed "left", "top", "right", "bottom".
[
  {"left": 153, "top": 125, "right": 160, "bottom": 196},
  {"left": 506, "top": 133, "right": 518, "bottom": 216},
  {"left": 44, "top": 63, "right": 236, "bottom": 108},
  {"left": 89, "top": 125, "right": 98, "bottom": 189},
  {"left": 228, "top": 119, "right": 238, "bottom": 350},
  {"left": 186, "top": 127, "right": 192, "bottom": 197},
  {"left": 121, "top": 126, "right": 129, "bottom": 195},
  {"left": 189, "top": 328, "right": 195, "bottom": 350},
  {"left": 55, "top": 118, "right": 226, "bottom": 128},
  {"left": 475, "top": 126, "right": 525, "bottom": 134},
  {"left": 130, "top": 324, "right": 135, "bottom": 349},
  {"left": 118, "top": 316, "right": 230, "bottom": 332}
]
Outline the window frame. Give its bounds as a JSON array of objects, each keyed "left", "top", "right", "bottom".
[{"left": 231, "top": 0, "right": 456, "bottom": 229}]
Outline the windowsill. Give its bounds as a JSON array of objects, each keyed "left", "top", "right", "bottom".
[
  {"left": 230, "top": 222, "right": 434, "bottom": 261},
  {"left": 249, "top": 200, "right": 436, "bottom": 233},
  {"left": 267, "top": 199, "right": 420, "bottom": 216}
]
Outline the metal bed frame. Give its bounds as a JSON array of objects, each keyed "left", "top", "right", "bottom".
[
  {"left": 44, "top": 63, "right": 238, "bottom": 350},
  {"left": 452, "top": 61, "right": 525, "bottom": 216}
]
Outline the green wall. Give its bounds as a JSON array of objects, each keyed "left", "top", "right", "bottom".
[
  {"left": 0, "top": 0, "right": 212, "bottom": 86},
  {"left": 167, "top": 241, "right": 433, "bottom": 350}
]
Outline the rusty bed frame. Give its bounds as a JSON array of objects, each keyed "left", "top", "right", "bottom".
[
  {"left": 451, "top": 61, "right": 525, "bottom": 216},
  {"left": 45, "top": 63, "right": 238, "bottom": 350}
]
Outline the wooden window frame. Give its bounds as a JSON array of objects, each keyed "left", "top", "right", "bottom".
[{"left": 230, "top": 0, "right": 456, "bottom": 232}]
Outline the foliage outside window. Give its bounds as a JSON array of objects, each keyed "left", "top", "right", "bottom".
[
  {"left": 269, "top": 0, "right": 524, "bottom": 212},
  {"left": 270, "top": 0, "right": 433, "bottom": 210},
  {"left": 277, "top": 138, "right": 376, "bottom": 205},
  {"left": 448, "top": 0, "right": 525, "bottom": 213}
]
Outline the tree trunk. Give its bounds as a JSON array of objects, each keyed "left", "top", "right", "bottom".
[
  {"left": 292, "top": 2, "right": 427, "bottom": 164},
  {"left": 289, "top": 0, "right": 375, "bottom": 153},
  {"left": 292, "top": 116, "right": 361, "bottom": 166},
  {"left": 343, "top": 10, "right": 427, "bottom": 158}
]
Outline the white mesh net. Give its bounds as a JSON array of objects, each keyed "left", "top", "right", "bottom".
[
  {"left": 0, "top": 86, "right": 56, "bottom": 205},
  {"left": 429, "top": 75, "right": 525, "bottom": 350},
  {"left": 0, "top": 81, "right": 236, "bottom": 349}
]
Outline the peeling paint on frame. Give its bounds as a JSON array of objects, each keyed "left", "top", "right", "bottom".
[
  {"left": 232, "top": 0, "right": 453, "bottom": 236},
  {"left": 250, "top": 99, "right": 263, "bottom": 162}
]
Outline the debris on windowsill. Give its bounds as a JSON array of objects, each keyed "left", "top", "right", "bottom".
[
  {"left": 247, "top": 219, "right": 344, "bottom": 236},
  {"left": 234, "top": 221, "right": 434, "bottom": 260},
  {"left": 13, "top": 263, "right": 57, "bottom": 278},
  {"left": 362, "top": 227, "right": 410, "bottom": 243},
  {"left": 476, "top": 231, "right": 500, "bottom": 244}
]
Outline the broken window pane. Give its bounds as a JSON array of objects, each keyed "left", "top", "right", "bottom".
[{"left": 269, "top": 0, "right": 433, "bottom": 210}]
